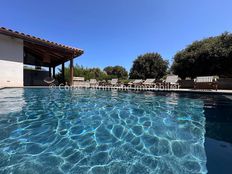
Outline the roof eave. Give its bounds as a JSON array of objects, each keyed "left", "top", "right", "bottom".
[{"left": 0, "top": 27, "right": 84, "bottom": 56}]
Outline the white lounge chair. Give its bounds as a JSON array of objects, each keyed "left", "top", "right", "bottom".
[
  {"left": 110, "top": 78, "right": 119, "bottom": 86},
  {"left": 194, "top": 76, "right": 218, "bottom": 90},
  {"left": 164, "top": 75, "right": 180, "bottom": 88},
  {"left": 128, "top": 79, "right": 143, "bottom": 87},
  {"left": 90, "top": 79, "right": 98, "bottom": 87},
  {"left": 165, "top": 75, "right": 179, "bottom": 84},
  {"left": 73, "top": 77, "right": 86, "bottom": 87},
  {"left": 73, "top": 77, "right": 85, "bottom": 81},
  {"left": 143, "top": 79, "right": 156, "bottom": 87}
]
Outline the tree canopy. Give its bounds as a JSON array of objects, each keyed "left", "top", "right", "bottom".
[
  {"left": 56, "top": 65, "right": 108, "bottom": 83},
  {"left": 103, "top": 66, "right": 128, "bottom": 79},
  {"left": 171, "top": 32, "right": 232, "bottom": 78},
  {"left": 56, "top": 65, "right": 128, "bottom": 83},
  {"left": 129, "top": 53, "right": 168, "bottom": 79}
]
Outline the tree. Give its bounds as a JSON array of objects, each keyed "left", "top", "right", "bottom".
[
  {"left": 103, "top": 66, "right": 128, "bottom": 79},
  {"left": 171, "top": 32, "right": 232, "bottom": 78},
  {"left": 56, "top": 65, "right": 108, "bottom": 83},
  {"left": 129, "top": 53, "right": 168, "bottom": 79}
]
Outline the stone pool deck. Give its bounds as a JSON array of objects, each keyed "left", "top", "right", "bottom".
[
  {"left": 1, "top": 86, "right": 231, "bottom": 95},
  {"left": 77, "top": 87, "right": 232, "bottom": 95}
]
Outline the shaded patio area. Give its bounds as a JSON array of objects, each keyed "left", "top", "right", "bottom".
[{"left": 0, "top": 27, "right": 84, "bottom": 86}]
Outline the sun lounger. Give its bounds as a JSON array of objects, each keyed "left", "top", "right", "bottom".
[
  {"left": 128, "top": 79, "right": 143, "bottom": 87},
  {"left": 143, "top": 79, "right": 156, "bottom": 87},
  {"left": 194, "top": 76, "right": 218, "bottom": 90},
  {"left": 163, "top": 75, "right": 180, "bottom": 88},
  {"left": 90, "top": 79, "right": 98, "bottom": 87},
  {"left": 73, "top": 77, "right": 85, "bottom": 81},
  {"left": 110, "top": 78, "right": 119, "bottom": 86},
  {"left": 73, "top": 77, "right": 87, "bottom": 87}
]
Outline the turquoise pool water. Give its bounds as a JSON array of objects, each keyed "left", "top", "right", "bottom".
[{"left": 0, "top": 88, "right": 228, "bottom": 174}]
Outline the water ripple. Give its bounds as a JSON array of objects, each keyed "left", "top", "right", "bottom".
[{"left": 0, "top": 88, "right": 207, "bottom": 174}]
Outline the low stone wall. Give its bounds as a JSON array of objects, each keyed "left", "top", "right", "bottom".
[
  {"left": 218, "top": 78, "right": 232, "bottom": 89},
  {"left": 179, "top": 78, "right": 232, "bottom": 90},
  {"left": 179, "top": 80, "right": 194, "bottom": 89}
]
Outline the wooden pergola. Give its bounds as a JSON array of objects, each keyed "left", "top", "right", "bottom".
[{"left": 0, "top": 27, "right": 84, "bottom": 85}]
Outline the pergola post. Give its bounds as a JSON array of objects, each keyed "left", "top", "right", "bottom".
[
  {"left": 62, "top": 63, "right": 65, "bottom": 84},
  {"left": 49, "top": 67, "right": 51, "bottom": 77},
  {"left": 70, "top": 58, "right": 74, "bottom": 86},
  {"left": 53, "top": 66, "right": 55, "bottom": 78}
]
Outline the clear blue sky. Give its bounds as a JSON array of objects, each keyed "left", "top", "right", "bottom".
[{"left": 1, "top": 0, "right": 232, "bottom": 71}]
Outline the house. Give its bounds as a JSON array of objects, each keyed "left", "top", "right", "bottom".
[{"left": 0, "top": 27, "right": 83, "bottom": 87}]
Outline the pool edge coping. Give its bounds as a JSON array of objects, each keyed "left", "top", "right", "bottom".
[{"left": 1, "top": 86, "right": 232, "bottom": 95}]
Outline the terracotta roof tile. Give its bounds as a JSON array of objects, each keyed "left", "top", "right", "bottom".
[{"left": 0, "top": 27, "right": 84, "bottom": 56}]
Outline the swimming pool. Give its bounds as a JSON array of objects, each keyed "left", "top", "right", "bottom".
[{"left": 0, "top": 88, "right": 231, "bottom": 174}]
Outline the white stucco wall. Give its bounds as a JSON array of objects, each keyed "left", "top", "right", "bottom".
[{"left": 0, "top": 34, "right": 24, "bottom": 87}]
